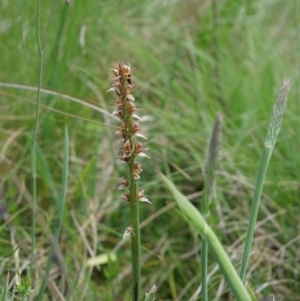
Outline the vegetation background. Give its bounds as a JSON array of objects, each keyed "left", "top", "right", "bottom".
[{"left": 0, "top": 0, "right": 299, "bottom": 300}]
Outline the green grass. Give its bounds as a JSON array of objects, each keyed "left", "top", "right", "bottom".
[{"left": 0, "top": 0, "right": 300, "bottom": 300}]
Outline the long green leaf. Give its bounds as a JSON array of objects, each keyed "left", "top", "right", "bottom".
[
  {"left": 161, "top": 174, "right": 255, "bottom": 301},
  {"left": 36, "top": 124, "right": 69, "bottom": 301}
]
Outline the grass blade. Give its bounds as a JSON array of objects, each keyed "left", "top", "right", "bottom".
[
  {"left": 1, "top": 275, "right": 8, "bottom": 301},
  {"left": 161, "top": 174, "right": 255, "bottom": 301},
  {"left": 31, "top": 0, "right": 43, "bottom": 278},
  {"left": 36, "top": 124, "right": 69, "bottom": 301}
]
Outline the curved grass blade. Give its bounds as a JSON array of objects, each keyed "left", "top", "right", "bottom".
[{"left": 161, "top": 174, "right": 255, "bottom": 301}]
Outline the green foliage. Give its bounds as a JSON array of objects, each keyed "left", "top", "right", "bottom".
[
  {"left": 14, "top": 272, "right": 33, "bottom": 298},
  {"left": 0, "top": 0, "right": 299, "bottom": 300}
]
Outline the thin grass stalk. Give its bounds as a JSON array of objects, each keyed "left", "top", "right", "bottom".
[
  {"left": 129, "top": 157, "right": 141, "bottom": 300},
  {"left": 36, "top": 125, "right": 69, "bottom": 301},
  {"left": 201, "top": 112, "right": 223, "bottom": 301},
  {"left": 238, "top": 146, "right": 271, "bottom": 282},
  {"left": 201, "top": 167, "right": 210, "bottom": 301},
  {"left": 31, "top": 0, "right": 43, "bottom": 277},
  {"left": 239, "top": 79, "right": 291, "bottom": 282},
  {"left": 296, "top": 0, "right": 300, "bottom": 100},
  {"left": 131, "top": 183, "right": 141, "bottom": 298},
  {"left": 1, "top": 275, "right": 8, "bottom": 301},
  {"left": 0, "top": 83, "right": 114, "bottom": 119},
  {"left": 200, "top": 237, "right": 208, "bottom": 301},
  {"left": 161, "top": 174, "right": 255, "bottom": 301}
]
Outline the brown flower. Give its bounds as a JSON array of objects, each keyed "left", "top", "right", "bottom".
[
  {"left": 137, "top": 190, "right": 151, "bottom": 204},
  {"left": 118, "top": 177, "right": 129, "bottom": 190},
  {"left": 120, "top": 193, "right": 130, "bottom": 202},
  {"left": 118, "top": 154, "right": 130, "bottom": 163},
  {"left": 136, "top": 142, "right": 150, "bottom": 158},
  {"left": 133, "top": 162, "right": 143, "bottom": 179},
  {"left": 128, "top": 101, "right": 137, "bottom": 115},
  {"left": 122, "top": 139, "right": 132, "bottom": 157}
]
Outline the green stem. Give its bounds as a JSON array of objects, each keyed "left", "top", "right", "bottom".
[
  {"left": 31, "top": 0, "right": 43, "bottom": 276},
  {"left": 201, "top": 189, "right": 209, "bottom": 301},
  {"left": 201, "top": 239, "right": 208, "bottom": 301},
  {"left": 239, "top": 145, "right": 272, "bottom": 282},
  {"left": 36, "top": 125, "right": 69, "bottom": 301},
  {"left": 129, "top": 156, "right": 141, "bottom": 301},
  {"left": 239, "top": 79, "right": 290, "bottom": 290}
]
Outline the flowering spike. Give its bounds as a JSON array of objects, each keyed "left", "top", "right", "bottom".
[{"left": 109, "top": 63, "right": 151, "bottom": 298}]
